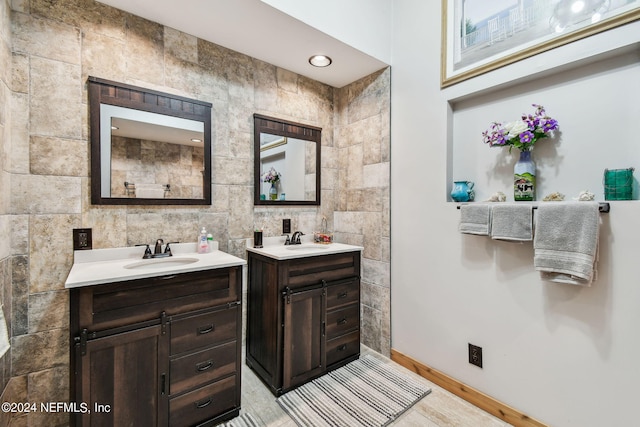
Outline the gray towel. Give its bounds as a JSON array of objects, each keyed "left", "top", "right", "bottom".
[
  {"left": 490, "top": 204, "right": 533, "bottom": 241},
  {"left": 533, "top": 202, "right": 600, "bottom": 286},
  {"left": 459, "top": 204, "right": 491, "bottom": 235}
]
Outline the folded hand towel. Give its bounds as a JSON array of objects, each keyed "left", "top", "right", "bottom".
[
  {"left": 490, "top": 204, "right": 533, "bottom": 241},
  {"left": 533, "top": 202, "right": 600, "bottom": 286},
  {"left": 0, "top": 305, "right": 10, "bottom": 358},
  {"left": 459, "top": 204, "right": 491, "bottom": 235}
]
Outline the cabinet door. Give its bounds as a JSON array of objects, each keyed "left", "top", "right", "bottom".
[
  {"left": 75, "top": 325, "right": 168, "bottom": 427},
  {"left": 282, "top": 286, "right": 326, "bottom": 391}
]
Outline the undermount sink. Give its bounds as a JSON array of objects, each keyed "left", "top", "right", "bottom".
[
  {"left": 285, "top": 244, "right": 331, "bottom": 251},
  {"left": 124, "top": 257, "right": 199, "bottom": 270}
]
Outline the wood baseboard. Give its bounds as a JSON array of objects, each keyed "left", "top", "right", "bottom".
[{"left": 391, "top": 349, "right": 547, "bottom": 427}]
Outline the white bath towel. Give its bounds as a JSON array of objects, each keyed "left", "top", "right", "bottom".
[
  {"left": 459, "top": 204, "right": 491, "bottom": 236},
  {"left": 0, "top": 305, "right": 10, "bottom": 357},
  {"left": 533, "top": 202, "right": 600, "bottom": 286},
  {"left": 490, "top": 204, "right": 533, "bottom": 241}
]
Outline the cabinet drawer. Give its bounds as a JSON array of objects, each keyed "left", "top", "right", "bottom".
[
  {"left": 171, "top": 306, "right": 238, "bottom": 355},
  {"left": 326, "top": 330, "right": 360, "bottom": 367},
  {"left": 287, "top": 252, "right": 360, "bottom": 288},
  {"left": 170, "top": 341, "right": 236, "bottom": 395},
  {"left": 78, "top": 266, "right": 240, "bottom": 331},
  {"left": 169, "top": 375, "right": 236, "bottom": 427},
  {"left": 326, "top": 278, "right": 359, "bottom": 310},
  {"left": 326, "top": 304, "right": 359, "bottom": 340}
]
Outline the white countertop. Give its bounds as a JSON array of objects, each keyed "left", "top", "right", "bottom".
[
  {"left": 65, "top": 242, "right": 246, "bottom": 288},
  {"left": 246, "top": 235, "right": 363, "bottom": 260}
]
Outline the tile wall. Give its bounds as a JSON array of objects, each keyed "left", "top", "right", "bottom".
[{"left": 1, "top": 0, "right": 390, "bottom": 424}]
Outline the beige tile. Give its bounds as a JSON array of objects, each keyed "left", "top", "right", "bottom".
[
  {"left": 123, "top": 14, "right": 164, "bottom": 85},
  {"left": 11, "top": 12, "right": 80, "bottom": 64},
  {"left": 9, "top": 92, "right": 28, "bottom": 174},
  {"left": 11, "top": 328, "right": 68, "bottom": 375},
  {"left": 27, "top": 365, "right": 69, "bottom": 426},
  {"left": 164, "top": 27, "right": 198, "bottom": 64},
  {"left": 30, "top": 135, "right": 88, "bottom": 177},
  {"left": 29, "top": 214, "right": 80, "bottom": 294},
  {"left": 81, "top": 30, "right": 126, "bottom": 83},
  {"left": 362, "top": 258, "right": 390, "bottom": 288},
  {"left": 27, "top": 290, "right": 69, "bottom": 333},
  {"left": 29, "top": 56, "right": 82, "bottom": 139}
]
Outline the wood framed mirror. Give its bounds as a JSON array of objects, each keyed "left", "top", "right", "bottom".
[
  {"left": 254, "top": 114, "right": 321, "bottom": 206},
  {"left": 89, "top": 77, "right": 212, "bottom": 205}
]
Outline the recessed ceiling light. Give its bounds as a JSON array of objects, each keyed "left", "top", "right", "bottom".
[
  {"left": 191, "top": 138, "right": 202, "bottom": 143},
  {"left": 309, "top": 55, "right": 332, "bottom": 67},
  {"left": 111, "top": 125, "right": 119, "bottom": 130}
]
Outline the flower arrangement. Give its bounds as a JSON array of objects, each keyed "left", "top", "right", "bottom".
[
  {"left": 261, "top": 167, "right": 281, "bottom": 184},
  {"left": 482, "top": 104, "right": 559, "bottom": 152}
]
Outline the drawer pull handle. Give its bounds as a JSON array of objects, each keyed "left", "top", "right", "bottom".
[
  {"left": 197, "top": 324, "right": 214, "bottom": 335},
  {"left": 195, "top": 397, "right": 213, "bottom": 409},
  {"left": 196, "top": 360, "right": 214, "bottom": 372},
  {"left": 338, "top": 318, "right": 347, "bottom": 325},
  {"left": 338, "top": 292, "right": 348, "bottom": 299},
  {"left": 338, "top": 344, "right": 347, "bottom": 351}
]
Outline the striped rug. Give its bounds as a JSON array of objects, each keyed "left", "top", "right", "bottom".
[
  {"left": 277, "top": 355, "right": 431, "bottom": 427},
  {"left": 220, "top": 412, "right": 261, "bottom": 427}
]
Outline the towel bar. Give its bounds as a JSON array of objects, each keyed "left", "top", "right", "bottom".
[{"left": 456, "top": 202, "right": 610, "bottom": 213}]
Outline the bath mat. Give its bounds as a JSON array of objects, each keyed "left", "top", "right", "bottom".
[
  {"left": 220, "top": 412, "right": 262, "bottom": 427},
  {"left": 277, "top": 355, "right": 431, "bottom": 427}
]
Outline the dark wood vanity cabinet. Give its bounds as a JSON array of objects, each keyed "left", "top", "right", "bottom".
[
  {"left": 70, "top": 266, "right": 242, "bottom": 427},
  {"left": 246, "top": 250, "right": 361, "bottom": 396}
]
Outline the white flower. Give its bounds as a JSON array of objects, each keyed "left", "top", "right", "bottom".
[{"left": 504, "top": 120, "right": 529, "bottom": 139}]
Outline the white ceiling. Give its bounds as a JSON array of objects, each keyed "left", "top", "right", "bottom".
[{"left": 96, "top": 0, "right": 389, "bottom": 88}]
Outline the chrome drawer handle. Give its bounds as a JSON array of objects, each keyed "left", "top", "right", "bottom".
[
  {"left": 196, "top": 360, "right": 214, "bottom": 372},
  {"left": 195, "top": 397, "right": 212, "bottom": 409},
  {"left": 197, "top": 324, "right": 214, "bottom": 335},
  {"left": 338, "top": 318, "right": 347, "bottom": 325}
]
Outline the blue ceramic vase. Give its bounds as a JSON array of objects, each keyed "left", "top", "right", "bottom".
[{"left": 451, "top": 181, "right": 475, "bottom": 202}]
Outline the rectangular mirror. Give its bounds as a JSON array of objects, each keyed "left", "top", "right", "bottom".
[
  {"left": 89, "top": 77, "right": 212, "bottom": 205},
  {"left": 254, "top": 114, "right": 321, "bottom": 206}
]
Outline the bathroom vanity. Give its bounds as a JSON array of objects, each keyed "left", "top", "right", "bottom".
[
  {"left": 245, "top": 241, "right": 362, "bottom": 396},
  {"left": 65, "top": 244, "right": 245, "bottom": 427}
]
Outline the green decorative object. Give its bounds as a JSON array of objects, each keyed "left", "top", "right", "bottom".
[{"left": 604, "top": 168, "right": 634, "bottom": 200}]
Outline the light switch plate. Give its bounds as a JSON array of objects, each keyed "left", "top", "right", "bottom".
[{"left": 283, "top": 219, "right": 291, "bottom": 234}]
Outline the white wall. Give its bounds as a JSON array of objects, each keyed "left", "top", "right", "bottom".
[
  {"left": 391, "top": 1, "right": 640, "bottom": 426},
  {"left": 260, "top": 0, "right": 392, "bottom": 64}
]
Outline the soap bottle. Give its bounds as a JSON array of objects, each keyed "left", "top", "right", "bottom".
[
  {"left": 198, "top": 227, "right": 209, "bottom": 253},
  {"left": 207, "top": 233, "right": 214, "bottom": 252}
]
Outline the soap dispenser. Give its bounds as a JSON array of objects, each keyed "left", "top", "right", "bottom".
[{"left": 198, "top": 227, "right": 209, "bottom": 253}]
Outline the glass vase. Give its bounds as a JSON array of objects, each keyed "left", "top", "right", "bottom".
[
  {"left": 514, "top": 149, "right": 535, "bottom": 201},
  {"left": 269, "top": 183, "right": 278, "bottom": 200}
]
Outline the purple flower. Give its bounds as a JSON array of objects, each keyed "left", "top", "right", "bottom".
[
  {"left": 482, "top": 104, "right": 558, "bottom": 151},
  {"left": 519, "top": 131, "right": 534, "bottom": 143},
  {"left": 541, "top": 118, "right": 558, "bottom": 132}
]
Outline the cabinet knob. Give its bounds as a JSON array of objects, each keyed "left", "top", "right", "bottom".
[
  {"left": 338, "top": 318, "right": 348, "bottom": 325},
  {"left": 338, "top": 292, "right": 348, "bottom": 299}
]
